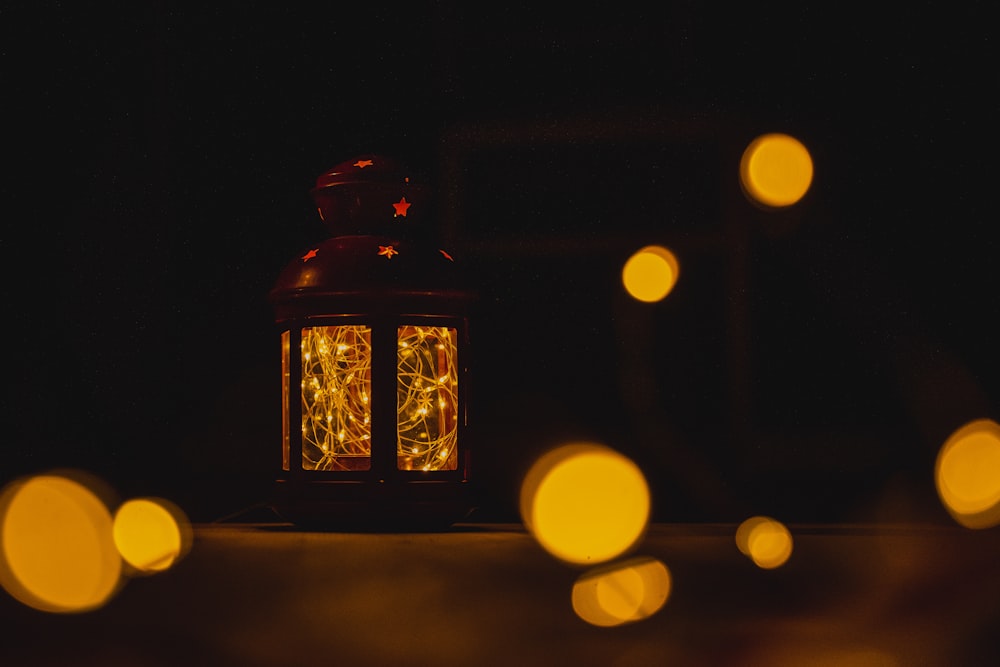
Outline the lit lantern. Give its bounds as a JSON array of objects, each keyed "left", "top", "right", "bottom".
[{"left": 269, "top": 156, "right": 475, "bottom": 528}]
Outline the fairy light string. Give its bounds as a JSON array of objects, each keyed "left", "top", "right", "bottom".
[
  {"left": 301, "top": 325, "right": 373, "bottom": 471},
  {"left": 299, "top": 324, "right": 458, "bottom": 472},
  {"left": 397, "top": 326, "right": 458, "bottom": 471}
]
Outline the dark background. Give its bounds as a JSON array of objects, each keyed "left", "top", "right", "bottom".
[{"left": 2, "top": 2, "right": 996, "bottom": 524}]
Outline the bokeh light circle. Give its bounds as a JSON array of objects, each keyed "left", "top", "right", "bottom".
[
  {"left": 736, "top": 516, "right": 793, "bottom": 569},
  {"left": 735, "top": 515, "right": 769, "bottom": 556},
  {"left": 572, "top": 556, "right": 671, "bottom": 627},
  {"left": 622, "top": 245, "right": 679, "bottom": 303},
  {"left": 936, "top": 419, "right": 1000, "bottom": 529},
  {"left": 520, "top": 442, "right": 650, "bottom": 565},
  {"left": 113, "top": 497, "right": 191, "bottom": 573},
  {"left": 739, "top": 133, "right": 814, "bottom": 208},
  {"left": 0, "top": 473, "right": 122, "bottom": 613}
]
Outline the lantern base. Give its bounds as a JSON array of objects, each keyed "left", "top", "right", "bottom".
[{"left": 270, "top": 479, "right": 475, "bottom": 531}]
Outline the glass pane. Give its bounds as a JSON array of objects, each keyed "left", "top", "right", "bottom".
[
  {"left": 281, "top": 330, "right": 290, "bottom": 471},
  {"left": 397, "top": 326, "right": 459, "bottom": 471},
  {"left": 301, "top": 325, "right": 372, "bottom": 471}
]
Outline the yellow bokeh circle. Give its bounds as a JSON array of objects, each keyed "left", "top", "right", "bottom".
[
  {"left": 736, "top": 515, "right": 793, "bottom": 569},
  {"left": 740, "top": 133, "right": 814, "bottom": 208},
  {"left": 571, "top": 556, "right": 671, "bottom": 627},
  {"left": 113, "top": 497, "right": 191, "bottom": 574},
  {"left": 520, "top": 442, "right": 650, "bottom": 565},
  {"left": 735, "top": 515, "right": 769, "bottom": 556},
  {"left": 622, "top": 245, "right": 679, "bottom": 303},
  {"left": 0, "top": 473, "right": 122, "bottom": 613},
  {"left": 936, "top": 419, "right": 1000, "bottom": 529}
]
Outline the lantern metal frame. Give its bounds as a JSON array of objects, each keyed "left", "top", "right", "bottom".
[{"left": 269, "top": 157, "right": 476, "bottom": 528}]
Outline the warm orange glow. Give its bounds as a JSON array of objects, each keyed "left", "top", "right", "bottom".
[
  {"left": 520, "top": 442, "right": 650, "bottom": 565},
  {"left": 740, "top": 133, "right": 813, "bottom": 208},
  {"left": 736, "top": 516, "right": 793, "bottom": 569},
  {"left": 747, "top": 646, "right": 899, "bottom": 667},
  {"left": 622, "top": 245, "right": 679, "bottom": 303},
  {"left": 0, "top": 473, "right": 122, "bottom": 613},
  {"left": 113, "top": 498, "right": 192, "bottom": 574},
  {"left": 301, "top": 325, "right": 373, "bottom": 471},
  {"left": 396, "top": 326, "right": 459, "bottom": 471},
  {"left": 571, "top": 556, "right": 671, "bottom": 627},
  {"left": 735, "top": 515, "right": 768, "bottom": 556},
  {"left": 936, "top": 419, "right": 1000, "bottom": 529}
]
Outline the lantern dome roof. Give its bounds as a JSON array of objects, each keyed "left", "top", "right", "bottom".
[
  {"left": 310, "top": 155, "right": 429, "bottom": 237},
  {"left": 270, "top": 156, "right": 473, "bottom": 320}
]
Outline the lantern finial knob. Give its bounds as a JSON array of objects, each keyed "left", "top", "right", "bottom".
[{"left": 310, "top": 155, "right": 428, "bottom": 236}]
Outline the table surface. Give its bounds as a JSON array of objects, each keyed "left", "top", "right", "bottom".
[{"left": 3, "top": 521, "right": 999, "bottom": 667}]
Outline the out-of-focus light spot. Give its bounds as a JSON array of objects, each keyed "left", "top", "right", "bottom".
[
  {"left": 520, "top": 442, "right": 650, "bottom": 565},
  {"left": 572, "top": 556, "right": 671, "bottom": 627},
  {"left": 0, "top": 472, "right": 122, "bottom": 613},
  {"left": 735, "top": 515, "right": 768, "bottom": 556},
  {"left": 740, "top": 133, "right": 813, "bottom": 208},
  {"left": 113, "top": 497, "right": 192, "bottom": 574},
  {"left": 736, "top": 516, "right": 793, "bottom": 569},
  {"left": 622, "top": 245, "right": 679, "bottom": 303},
  {"left": 936, "top": 419, "right": 1000, "bottom": 529}
]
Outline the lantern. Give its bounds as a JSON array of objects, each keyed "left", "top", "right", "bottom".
[{"left": 269, "top": 156, "right": 475, "bottom": 528}]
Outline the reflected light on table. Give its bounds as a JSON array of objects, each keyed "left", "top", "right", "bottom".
[
  {"left": 113, "top": 497, "right": 192, "bottom": 574},
  {"left": 520, "top": 442, "right": 650, "bottom": 565},
  {"left": 572, "top": 556, "right": 671, "bottom": 627},
  {"left": 0, "top": 471, "right": 122, "bottom": 613},
  {"left": 744, "top": 645, "right": 899, "bottom": 667},
  {"left": 936, "top": 418, "right": 1000, "bottom": 529},
  {"left": 736, "top": 516, "right": 793, "bottom": 569},
  {"left": 739, "top": 133, "right": 813, "bottom": 208}
]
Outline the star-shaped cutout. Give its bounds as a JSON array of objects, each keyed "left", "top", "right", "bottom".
[
  {"left": 302, "top": 248, "right": 319, "bottom": 262},
  {"left": 378, "top": 245, "right": 398, "bottom": 259},
  {"left": 354, "top": 159, "right": 373, "bottom": 169},
  {"left": 392, "top": 197, "right": 411, "bottom": 217}
]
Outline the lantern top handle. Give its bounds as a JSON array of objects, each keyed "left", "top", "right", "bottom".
[{"left": 310, "top": 155, "right": 429, "bottom": 237}]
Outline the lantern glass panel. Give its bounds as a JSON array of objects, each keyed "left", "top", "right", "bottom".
[
  {"left": 397, "top": 326, "right": 459, "bottom": 471},
  {"left": 281, "top": 330, "right": 290, "bottom": 471},
  {"left": 300, "top": 325, "right": 373, "bottom": 471}
]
